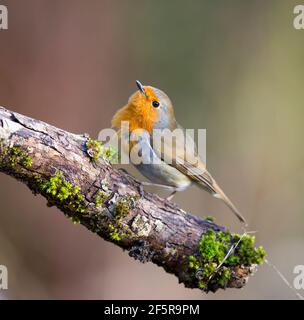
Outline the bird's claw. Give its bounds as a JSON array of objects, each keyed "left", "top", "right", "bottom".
[
  {"left": 138, "top": 183, "right": 145, "bottom": 198},
  {"left": 165, "top": 190, "right": 177, "bottom": 202},
  {"left": 118, "top": 168, "right": 129, "bottom": 175}
]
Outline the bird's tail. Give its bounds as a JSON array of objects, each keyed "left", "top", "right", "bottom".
[
  {"left": 212, "top": 181, "right": 247, "bottom": 226},
  {"left": 178, "top": 158, "right": 247, "bottom": 225}
]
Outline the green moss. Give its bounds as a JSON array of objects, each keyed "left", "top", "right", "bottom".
[
  {"left": 199, "top": 230, "right": 225, "bottom": 261},
  {"left": 205, "top": 215, "right": 215, "bottom": 222},
  {"left": 188, "top": 229, "right": 266, "bottom": 290},
  {"left": 36, "top": 171, "right": 87, "bottom": 213},
  {"left": 102, "top": 145, "right": 118, "bottom": 163},
  {"left": 92, "top": 189, "right": 138, "bottom": 241},
  {"left": 0, "top": 145, "right": 33, "bottom": 170},
  {"left": 70, "top": 216, "right": 81, "bottom": 224},
  {"left": 86, "top": 138, "right": 102, "bottom": 162},
  {"left": 188, "top": 255, "right": 200, "bottom": 270},
  {"left": 112, "top": 195, "right": 138, "bottom": 220},
  {"left": 108, "top": 223, "right": 122, "bottom": 241},
  {"left": 106, "top": 194, "right": 139, "bottom": 242},
  {"left": 235, "top": 234, "right": 266, "bottom": 265},
  {"left": 217, "top": 267, "right": 230, "bottom": 287},
  {"left": 94, "top": 190, "right": 109, "bottom": 207},
  {"left": 198, "top": 281, "right": 207, "bottom": 290},
  {"left": 86, "top": 138, "right": 118, "bottom": 163},
  {"left": 21, "top": 156, "right": 33, "bottom": 168}
]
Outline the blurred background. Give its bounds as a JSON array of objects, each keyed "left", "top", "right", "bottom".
[{"left": 0, "top": 0, "right": 303, "bottom": 299}]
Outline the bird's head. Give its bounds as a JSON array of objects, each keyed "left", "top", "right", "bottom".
[{"left": 111, "top": 80, "right": 175, "bottom": 133}]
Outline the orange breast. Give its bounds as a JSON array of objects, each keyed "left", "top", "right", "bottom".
[{"left": 111, "top": 89, "right": 159, "bottom": 133}]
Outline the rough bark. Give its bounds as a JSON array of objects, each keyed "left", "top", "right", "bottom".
[{"left": 0, "top": 106, "right": 261, "bottom": 292}]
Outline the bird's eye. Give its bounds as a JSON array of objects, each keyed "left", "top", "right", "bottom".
[{"left": 152, "top": 101, "right": 160, "bottom": 108}]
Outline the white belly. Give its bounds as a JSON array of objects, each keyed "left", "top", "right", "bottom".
[
  {"left": 135, "top": 162, "right": 191, "bottom": 191},
  {"left": 123, "top": 129, "right": 191, "bottom": 191}
]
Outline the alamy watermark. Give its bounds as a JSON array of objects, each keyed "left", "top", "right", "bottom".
[
  {"left": 294, "top": 5, "right": 304, "bottom": 29},
  {"left": 0, "top": 5, "right": 8, "bottom": 30},
  {"left": 0, "top": 265, "right": 8, "bottom": 290},
  {"left": 293, "top": 265, "right": 304, "bottom": 290},
  {"left": 98, "top": 122, "right": 207, "bottom": 174}
]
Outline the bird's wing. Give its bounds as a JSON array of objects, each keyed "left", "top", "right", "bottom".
[
  {"left": 151, "top": 125, "right": 207, "bottom": 181},
  {"left": 152, "top": 125, "right": 247, "bottom": 224},
  {"left": 175, "top": 158, "right": 215, "bottom": 193},
  {"left": 177, "top": 157, "right": 246, "bottom": 224}
]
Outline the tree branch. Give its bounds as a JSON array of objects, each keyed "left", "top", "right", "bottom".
[{"left": 0, "top": 106, "right": 265, "bottom": 292}]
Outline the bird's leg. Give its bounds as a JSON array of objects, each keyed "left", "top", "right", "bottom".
[
  {"left": 118, "top": 168, "right": 129, "bottom": 175},
  {"left": 141, "top": 181, "right": 175, "bottom": 190},
  {"left": 140, "top": 181, "right": 177, "bottom": 200},
  {"left": 166, "top": 190, "right": 177, "bottom": 201},
  {"left": 116, "top": 168, "right": 145, "bottom": 198},
  {"left": 138, "top": 183, "right": 145, "bottom": 198}
]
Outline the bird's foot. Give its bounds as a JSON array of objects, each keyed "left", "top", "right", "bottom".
[
  {"left": 118, "top": 168, "right": 129, "bottom": 175},
  {"left": 165, "top": 190, "right": 177, "bottom": 202},
  {"left": 138, "top": 183, "right": 145, "bottom": 198}
]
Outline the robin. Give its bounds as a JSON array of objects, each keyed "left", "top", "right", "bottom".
[{"left": 111, "top": 80, "right": 246, "bottom": 225}]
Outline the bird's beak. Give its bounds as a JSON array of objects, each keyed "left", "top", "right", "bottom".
[{"left": 136, "top": 80, "right": 147, "bottom": 98}]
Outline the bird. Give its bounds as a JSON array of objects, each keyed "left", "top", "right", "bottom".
[{"left": 111, "top": 80, "right": 247, "bottom": 225}]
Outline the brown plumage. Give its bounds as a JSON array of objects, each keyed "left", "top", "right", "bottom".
[{"left": 111, "top": 81, "right": 247, "bottom": 225}]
